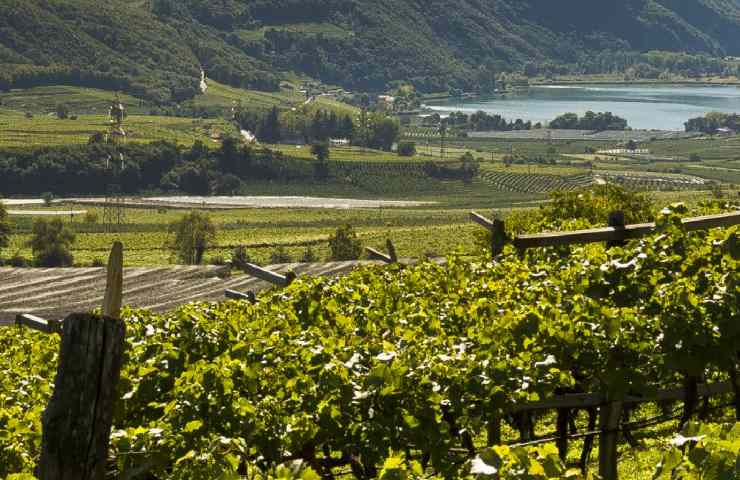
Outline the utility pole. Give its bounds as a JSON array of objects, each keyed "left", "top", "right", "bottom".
[{"left": 103, "top": 94, "right": 127, "bottom": 233}]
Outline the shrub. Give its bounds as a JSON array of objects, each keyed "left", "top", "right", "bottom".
[
  {"left": 653, "top": 422, "right": 740, "bottom": 479},
  {"left": 41, "top": 192, "right": 54, "bottom": 207},
  {"left": 311, "top": 142, "right": 330, "bottom": 162},
  {"left": 300, "top": 247, "right": 318, "bottom": 263},
  {"left": 231, "top": 245, "right": 251, "bottom": 270},
  {"left": 329, "top": 225, "right": 363, "bottom": 261},
  {"left": 213, "top": 174, "right": 242, "bottom": 195},
  {"left": 168, "top": 212, "right": 217, "bottom": 265},
  {"left": 397, "top": 141, "right": 416, "bottom": 157},
  {"left": 84, "top": 211, "right": 99, "bottom": 224},
  {"left": 55, "top": 103, "right": 70, "bottom": 120},
  {"left": 0, "top": 202, "right": 9, "bottom": 258},
  {"left": 27, "top": 218, "right": 75, "bottom": 267},
  {"left": 7, "top": 253, "right": 29, "bottom": 268},
  {"left": 269, "top": 246, "right": 292, "bottom": 264},
  {"left": 209, "top": 255, "right": 227, "bottom": 266},
  {"left": 90, "top": 258, "right": 105, "bottom": 267}
]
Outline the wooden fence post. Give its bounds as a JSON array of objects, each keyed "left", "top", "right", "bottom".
[
  {"left": 598, "top": 399, "right": 623, "bottom": 480},
  {"left": 606, "top": 211, "right": 626, "bottom": 249},
  {"left": 38, "top": 242, "right": 126, "bottom": 480},
  {"left": 102, "top": 241, "right": 123, "bottom": 319},
  {"left": 385, "top": 239, "right": 398, "bottom": 263},
  {"left": 490, "top": 219, "right": 507, "bottom": 257}
]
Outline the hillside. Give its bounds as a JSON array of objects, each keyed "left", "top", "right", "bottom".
[{"left": 1, "top": 0, "right": 740, "bottom": 102}]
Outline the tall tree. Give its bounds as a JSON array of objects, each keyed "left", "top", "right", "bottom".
[
  {"left": 168, "top": 212, "right": 217, "bottom": 265},
  {"left": 27, "top": 218, "right": 76, "bottom": 267}
]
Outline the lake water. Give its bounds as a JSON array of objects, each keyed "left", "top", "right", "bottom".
[{"left": 428, "top": 84, "right": 740, "bottom": 131}]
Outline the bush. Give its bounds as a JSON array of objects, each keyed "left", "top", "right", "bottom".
[
  {"left": 653, "top": 422, "right": 739, "bottom": 479},
  {"left": 329, "top": 225, "right": 363, "bottom": 261},
  {"left": 397, "top": 141, "right": 416, "bottom": 157},
  {"left": 269, "top": 246, "right": 292, "bottom": 264},
  {"left": 311, "top": 142, "right": 330, "bottom": 162},
  {"left": 213, "top": 173, "right": 242, "bottom": 195},
  {"left": 209, "top": 255, "right": 227, "bottom": 266},
  {"left": 27, "top": 218, "right": 75, "bottom": 267},
  {"left": 168, "top": 212, "right": 217, "bottom": 265},
  {"left": 231, "top": 245, "right": 251, "bottom": 270},
  {"left": 90, "top": 258, "right": 105, "bottom": 267},
  {"left": 300, "top": 247, "right": 318, "bottom": 263},
  {"left": 0, "top": 202, "right": 9, "bottom": 258},
  {"left": 7, "top": 253, "right": 29, "bottom": 268},
  {"left": 56, "top": 103, "right": 70, "bottom": 120},
  {"left": 542, "top": 184, "right": 654, "bottom": 225},
  {"left": 83, "top": 211, "right": 99, "bottom": 224},
  {"left": 41, "top": 192, "right": 54, "bottom": 207}
]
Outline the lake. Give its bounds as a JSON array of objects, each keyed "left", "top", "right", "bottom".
[{"left": 428, "top": 84, "right": 740, "bottom": 131}]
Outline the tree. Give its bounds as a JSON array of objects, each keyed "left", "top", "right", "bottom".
[
  {"left": 311, "top": 142, "right": 330, "bottom": 179},
  {"left": 397, "top": 141, "right": 416, "bottom": 157},
  {"left": 27, "top": 218, "right": 75, "bottom": 267},
  {"left": 0, "top": 202, "right": 10, "bottom": 258},
  {"left": 88, "top": 131, "right": 106, "bottom": 145},
  {"left": 626, "top": 139, "right": 638, "bottom": 151},
  {"left": 260, "top": 107, "right": 282, "bottom": 144},
  {"left": 311, "top": 142, "right": 330, "bottom": 162},
  {"left": 42, "top": 192, "right": 54, "bottom": 207},
  {"left": 329, "top": 225, "right": 363, "bottom": 261},
  {"left": 168, "top": 212, "right": 217, "bottom": 265},
  {"left": 369, "top": 116, "right": 400, "bottom": 151},
  {"left": 56, "top": 103, "right": 70, "bottom": 120}
]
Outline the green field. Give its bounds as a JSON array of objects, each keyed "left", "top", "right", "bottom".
[{"left": 0, "top": 109, "right": 236, "bottom": 148}]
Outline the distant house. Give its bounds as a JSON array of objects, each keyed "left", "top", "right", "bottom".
[
  {"left": 717, "top": 127, "right": 736, "bottom": 135},
  {"left": 330, "top": 138, "right": 350, "bottom": 147}
]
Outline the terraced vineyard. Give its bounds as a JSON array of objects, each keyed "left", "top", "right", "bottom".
[{"left": 478, "top": 166, "right": 709, "bottom": 193}]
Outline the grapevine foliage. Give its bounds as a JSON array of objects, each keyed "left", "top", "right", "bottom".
[{"left": 0, "top": 206, "right": 738, "bottom": 478}]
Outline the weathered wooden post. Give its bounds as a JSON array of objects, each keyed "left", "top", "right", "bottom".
[
  {"left": 470, "top": 212, "right": 507, "bottom": 257},
  {"left": 606, "top": 211, "right": 626, "bottom": 249},
  {"left": 385, "top": 239, "right": 398, "bottom": 263},
  {"left": 38, "top": 242, "right": 126, "bottom": 480},
  {"left": 598, "top": 397, "right": 623, "bottom": 480}
]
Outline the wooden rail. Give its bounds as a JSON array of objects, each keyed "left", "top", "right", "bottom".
[
  {"left": 510, "top": 380, "right": 734, "bottom": 413},
  {"left": 471, "top": 210, "right": 740, "bottom": 251},
  {"left": 243, "top": 262, "right": 295, "bottom": 287},
  {"left": 366, "top": 247, "right": 394, "bottom": 264},
  {"left": 225, "top": 289, "right": 256, "bottom": 302},
  {"left": 15, "top": 313, "right": 62, "bottom": 334}
]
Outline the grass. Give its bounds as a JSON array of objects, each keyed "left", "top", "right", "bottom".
[
  {"left": 265, "top": 144, "right": 444, "bottom": 162},
  {"left": 5, "top": 185, "right": 732, "bottom": 268},
  {"left": 0, "top": 109, "right": 236, "bottom": 148},
  {"left": 0, "top": 86, "right": 147, "bottom": 115},
  {"left": 3, "top": 204, "right": 483, "bottom": 266}
]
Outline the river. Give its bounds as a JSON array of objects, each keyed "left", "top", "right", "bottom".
[{"left": 428, "top": 84, "right": 740, "bottom": 131}]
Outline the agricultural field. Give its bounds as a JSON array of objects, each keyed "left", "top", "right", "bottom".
[
  {"left": 1, "top": 196, "right": 737, "bottom": 479},
  {"left": 0, "top": 109, "right": 236, "bottom": 148},
  {"left": 3, "top": 185, "right": 735, "bottom": 269}
]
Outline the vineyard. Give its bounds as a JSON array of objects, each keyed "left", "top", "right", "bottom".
[
  {"left": 1, "top": 198, "right": 738, "bottom": 479},
  {"left": 478, "top": 166, "right": 709, "bottom": 194}
]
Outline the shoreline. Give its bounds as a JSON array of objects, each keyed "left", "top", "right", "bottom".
[{"left": 423, "top": 79, "right": 740, "bottom": 102}]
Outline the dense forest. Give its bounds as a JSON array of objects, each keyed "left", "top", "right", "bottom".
[{"left": 1, "top": 0, "right": 740, "bottom": 102}]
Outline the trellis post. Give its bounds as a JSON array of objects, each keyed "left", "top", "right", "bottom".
[{"left": 38, "top": 242, "right": 126, "bottom": 480}]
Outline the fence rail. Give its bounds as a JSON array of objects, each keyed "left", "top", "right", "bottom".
[{"left": 471, "top": 210, "right": 740, "bottom": 251}]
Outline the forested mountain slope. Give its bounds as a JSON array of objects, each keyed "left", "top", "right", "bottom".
[{"left": 1, "top": 0, "right": 739, "bottom": 102}]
